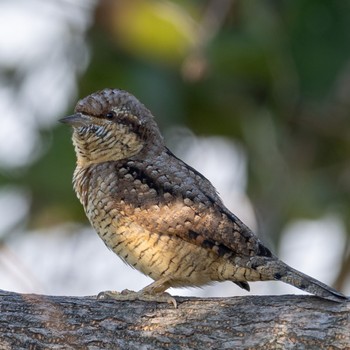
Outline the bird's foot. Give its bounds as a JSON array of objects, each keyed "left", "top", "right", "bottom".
[{"left": 97, "top": 289, "right": 177, "bottom": 308}]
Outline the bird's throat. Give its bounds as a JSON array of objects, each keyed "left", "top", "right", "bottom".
[{"left": 72, "top": 127, "right": 143, "bottom": 167}]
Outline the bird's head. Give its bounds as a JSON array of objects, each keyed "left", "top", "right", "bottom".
[{"left": 60, "top": 89, "right": 164, "bottom": 166}]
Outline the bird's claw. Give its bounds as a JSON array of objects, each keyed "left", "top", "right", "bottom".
[{"left": 97, "top": 289, "right": 177, "bottom": 308}]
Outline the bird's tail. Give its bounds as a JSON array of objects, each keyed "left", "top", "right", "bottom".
[{"left": 257, "top": 259, "right": 348, "bottom": 303}]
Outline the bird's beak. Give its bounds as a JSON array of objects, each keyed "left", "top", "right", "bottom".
[{"left": 59, "top": 113, "right": 91, "bottom": 127}]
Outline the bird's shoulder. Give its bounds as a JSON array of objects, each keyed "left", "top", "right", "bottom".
[{"left": 89, "top": 147, "right": 219, "bottom": 206}]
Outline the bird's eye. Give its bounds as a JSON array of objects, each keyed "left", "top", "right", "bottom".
[{"left": 105, "top": 111, "right": 115, "bottom": 119}]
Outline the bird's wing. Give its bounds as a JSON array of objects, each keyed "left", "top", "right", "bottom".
[{"left": 110, "top": 150, "right": 273, "bottom": 260}]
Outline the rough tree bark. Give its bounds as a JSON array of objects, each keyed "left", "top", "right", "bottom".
[{"left": 0, "top": 289, "right": 348, "bottom": 350}]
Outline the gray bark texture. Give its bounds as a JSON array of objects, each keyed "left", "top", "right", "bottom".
[{"left": 0, "top": 289, "right": 349, "bottom": 350}]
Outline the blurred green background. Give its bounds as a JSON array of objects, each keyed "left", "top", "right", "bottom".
[{"left": 0, "top": 0, "right": 349, "bottom": 295}]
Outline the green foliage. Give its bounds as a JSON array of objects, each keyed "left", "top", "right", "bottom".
[
  {"left": 3, "top": 0, "right": 349, "bottom": 286},
  {"left": 82, "top": 0, "right": 350, "bottom": 247}
]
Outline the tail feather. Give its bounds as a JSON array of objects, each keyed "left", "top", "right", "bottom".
[{"left": 258, "top": 259, "right": 348, "bottom": 303}]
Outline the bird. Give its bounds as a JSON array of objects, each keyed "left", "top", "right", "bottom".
[{"left": 60, "top": 88, "right": 347, "bottom": 307}]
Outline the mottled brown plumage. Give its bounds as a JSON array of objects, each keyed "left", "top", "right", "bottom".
[{"left": 61, "top": 88, "right": 347, "bottom": 306}]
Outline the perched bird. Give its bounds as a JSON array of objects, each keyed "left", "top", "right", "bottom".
[{"left": 61, "top": 88, "right": 347, "bottom": 307}]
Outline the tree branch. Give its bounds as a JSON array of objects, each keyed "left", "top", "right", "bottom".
[{"left": 0, "top": 289, "right": 349, "bottom": 349}]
